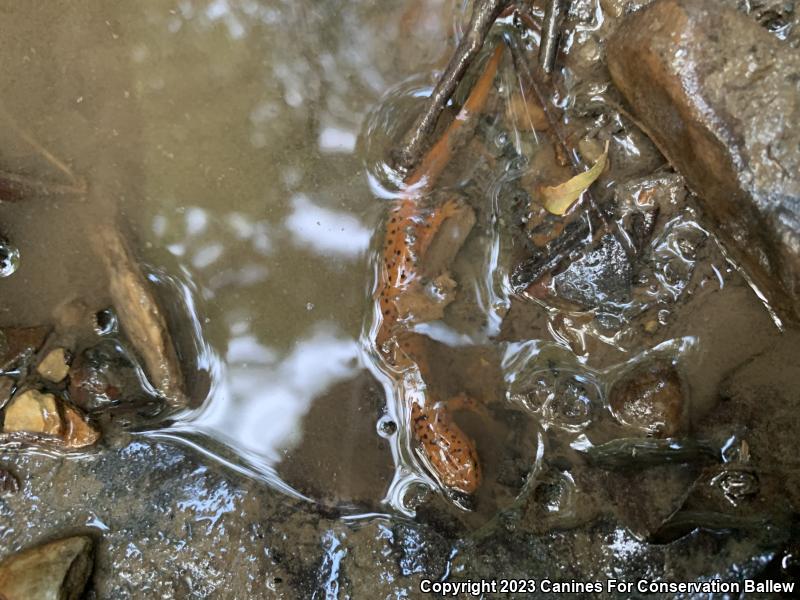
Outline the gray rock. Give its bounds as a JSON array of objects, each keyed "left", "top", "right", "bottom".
[
  {"left": 552, "top": 233, "right": 633, "bottom": 327},
  {"left": 608, "top": 0, "right": 800, "bottom": 321}
]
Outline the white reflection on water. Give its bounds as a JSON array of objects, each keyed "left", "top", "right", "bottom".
[
  {"left": 285, "top": 194, "right": 370, "bottom": 258},
  {"left": 184, "top": 326, "right": 360, "bottom": 463},
  {"left": 318, "top": 126, "right": 357, "bottom": 153}
]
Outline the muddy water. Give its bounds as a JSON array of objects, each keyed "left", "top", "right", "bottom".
[
  {"left": 0, "top": 0, "right": 460, "bottom": 507},
  {"left": 1, "top": 0, "right": 800, "bottom": 576}
]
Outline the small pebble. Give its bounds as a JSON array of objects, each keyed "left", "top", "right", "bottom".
[
  {"left": 609, "top": 361, "right": 686, "bottom": 437},
  {"left": 36, "top": 348, "right": 71, "bottom": 383}
]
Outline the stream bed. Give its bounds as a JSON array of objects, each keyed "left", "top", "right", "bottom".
[{"left": 1, "top": 0, "right": 800, "bottom": 597}]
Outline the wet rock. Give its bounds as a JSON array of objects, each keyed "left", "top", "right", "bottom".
[
  {"left": 91, "top": 226, "right": 185, "bottom": 406},
  {"left": 36, "top": 348, "right": 71, "bottom": 383},
  {"left": 0, "top": 536, "right": 94, "bottom": 600},
  {"left": 551, "top": 233, "right": 633, "bottom": 327},
  {"left": 68, "top": 341, "right": 152, "bottom": 412},
  {"left": 3, "top": 389, "right": 62, "bottom": 436},
  {"left": 0, "top": 326, "right": 49, "bottom": 371},
  {"left": 61, "top": 405, "right": 100, "bottom": 449},
  {"left": 614, "top": 173, "right": 688, "bottom": 254},
  {"left": 608, "top": 0, "right": 800, "bottom": 321},
  {"left": 1, "top": 389, "right": 99, "bottom": 448},
  {"left": 0, "top": 376, "right": 14, "bottom": 408},
  {"left": 609, "top": 361, "right": 687, "bottom": 437},
  {"left": 0, "top": 468, "right": 19, "bottom": 495}
]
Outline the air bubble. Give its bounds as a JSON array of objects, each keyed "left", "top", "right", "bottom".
[
  {"left": 0, "top": 238, "right": 20, "bottom": 278},
  {"left": 377, "top": 417, "right": 397, "bottom": 437},
  {"left": 94, "top": 308, "right": 118, "bottom": 335}
]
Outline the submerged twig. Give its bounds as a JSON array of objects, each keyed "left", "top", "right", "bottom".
[
  {"left": 506, "top": 34, "right": 608, "bottom": 228},
  {"left": 0, "top": 105, "right": 80, "bottom": 185},
  {"left": 404, "top": 44, "right": 504, "bottom": 194},
  {"left": 0, "top": 170, "right": 87, "bottom": 201},
  {"left": 393, "top": 0, "right": 511, "bottom": 173}
]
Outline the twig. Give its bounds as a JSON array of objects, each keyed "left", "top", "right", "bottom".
[
  {"left": 539, "top": 0, "right": 565, "bottom": 74},
  {"left": 506, "top": 34, "right": 608, "bottom": 228},
  {"left": 0, "top": 105, "right": 79, "bottom": 185},
  {"left": 404, "top": 45, "right": 504, "bottom": 194},
  {"left": 392, "top": 0, "right": 511, "bottom": 173},
  {"left": 0, "top": 170, "right": 87, "bottom": 201}
]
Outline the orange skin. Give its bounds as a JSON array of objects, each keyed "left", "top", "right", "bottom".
[
  {"left": 376, "top": 198, "right": 482, "bottom": 494},
  {"left": 374, "top": 46, "right": 503, "bottom": 495}
]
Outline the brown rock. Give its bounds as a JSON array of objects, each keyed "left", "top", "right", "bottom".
[
  {"left": 36, "top": 348, "right": 71, "bottom": 383},
  {"left": 61, "top": 405, "right": 100, "bottom": 449},
  {"left": 68, "top": 341, "right": 153, "bottom": 412},
  {"left": 91, "top": 226, "right": 185, "bottom": 407},
  {"left": 1, "top": 390, "right": 99, "bottom": 448},
  {"left": 0, "top": 327, "right": 49, "bottom": 371},
  {"left": 609, "top": 361, "right": 686, "bottom": 437},
  {"left": 608, "top": 0, "right": 800, "bottom": 321},
  {"left": 3, "top": 390, "right": 62, "bottom": 436},
  {"left": 0, "top": 536, "right": 94, "bottom": 600}
]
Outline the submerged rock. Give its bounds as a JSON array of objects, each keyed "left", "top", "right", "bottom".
[
  {"left": 91, "top": 226, "right": 185, "bottom": 407},
  {"left": 609, "top": 361, "right": 687, "bottom": 437},
  {"left": 607, "top": 0, "right": 800, "bottom": 321},
  {"left": 0, "top": 536, "right": 94, "bottom": 600},
  {"left": 552, "top": 233, "right": 633, "bottom": 315},
  {"left": 36, "top": 348, "right": 71, "bottom": 383},
  {"left": 68, "top": 341, "right": 152, "bottom": 412}
]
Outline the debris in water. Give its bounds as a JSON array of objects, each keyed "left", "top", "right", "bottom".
[{"left": 539, "top": 141, "right": 609, "bottom": 216}]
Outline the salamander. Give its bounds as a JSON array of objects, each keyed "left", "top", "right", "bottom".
[{"left": 373, "top": 45, "right": 503, "bottom": 495}]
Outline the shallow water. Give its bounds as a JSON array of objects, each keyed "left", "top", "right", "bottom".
[{"left": 1, "top": 0, "right": 799, "bottom": 560}]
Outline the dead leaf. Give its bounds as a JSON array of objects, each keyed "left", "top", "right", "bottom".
[{"left": 539, "top": 141, "right": 609, "bottom": 216}]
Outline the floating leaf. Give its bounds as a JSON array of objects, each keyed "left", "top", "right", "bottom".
[{"left": 539, "top": 141, "right": 609, "bottom": 216}]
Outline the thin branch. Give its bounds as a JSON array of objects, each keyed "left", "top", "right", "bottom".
[
  {"left": 539, "top": 0, "right": 565, "bottom": 74},
  {"left": 0, "top": 106, "right": 78, "bottom": 185},
  {"left": 506, "top": 34, "right": 607, "bottom": 229},
  {"left": 392, "top": 0, "right": 512, "bottom": 173},
  {"left": 0, "top": 170, "right": 87, "bottom": 201}
]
